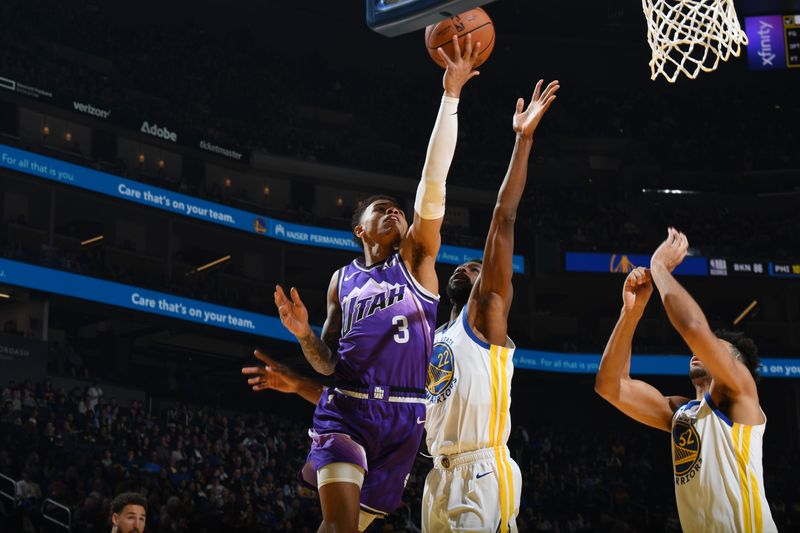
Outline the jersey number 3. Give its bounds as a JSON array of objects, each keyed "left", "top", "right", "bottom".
[{"left": 392, "top": 315, "right": 409, "bottom": 344}]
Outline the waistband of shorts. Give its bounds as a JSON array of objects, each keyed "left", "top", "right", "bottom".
[
  {"left": 434, "top": 445, "right": 510, "bottom": 469},
  {"left": 332, "top": 384, "right": 426, "bottom": 404}
]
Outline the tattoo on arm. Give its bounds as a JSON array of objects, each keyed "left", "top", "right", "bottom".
[{"left": 298, "top": 332, "right": 337, "bottom": 376}]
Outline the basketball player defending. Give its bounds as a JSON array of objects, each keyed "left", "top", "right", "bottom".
[
  {"left": 247, "top": 79, "right": 560, "bottom": 532},
  {"left": 270, "top": 36, "right": 481, "bottom": 532},
  {"left": 595, "top": 228, "right": 777, "bottom": 532},
  {"left": 420, "top": 78, "right": 558, "bottom": 533}
]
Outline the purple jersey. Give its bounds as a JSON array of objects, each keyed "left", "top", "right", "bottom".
[
  {"left": 334, "top": 252, "right": 439, "bottom": 390},
  {"left": 300, "top": 252, "right": 438, "bottom": 514}
]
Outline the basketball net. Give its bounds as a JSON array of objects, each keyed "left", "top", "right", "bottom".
[{"left": 642, "top": 0, "right": 748, "bottom": 82}]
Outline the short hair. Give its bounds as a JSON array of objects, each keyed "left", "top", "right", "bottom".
[
  {"left": 350, "top": 194, "right": 401, "bottom": 248},
  {"left": 110, "top": 492, "right": 147, "bottom": 518},
  {"left": 465, "top": 258, "right": 483, "bottom": 265},
  {"left": 715, "top": 329, "right": 760, "bottom": 380}
]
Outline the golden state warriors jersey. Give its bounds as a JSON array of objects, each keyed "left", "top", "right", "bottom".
[
  {"left": 672, "top": 394, "right": 777, "bottom": 533},
  {"left": 425, "top": 308, "right": 516, "bottom": 457}
]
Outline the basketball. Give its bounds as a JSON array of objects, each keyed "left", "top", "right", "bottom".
[{"left": 425, "top": 8, "right": 495, "bottom": 69}]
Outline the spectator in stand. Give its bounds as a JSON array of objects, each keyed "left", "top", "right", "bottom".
[{"left": 16, "top": 469, "right": 42, "bottom": 504}]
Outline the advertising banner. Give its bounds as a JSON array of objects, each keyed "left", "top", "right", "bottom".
[
  {"left": 565, "top": 252, "right": 708, "bottom": 276},
  {"left": 0, "top": 334, "right": 47, "bottom": 383},
  {"left": 513, "top": 349, "right": 800, "bottom": 379},
  {"left": 1, "top": 259, "right": 797, "bottom": 377},
  {"left": 0, "top": 144, "right": 523, "bottom": 271},
  {"left": 0, "top": 75, "right": 54, "bottom": 100},
  {"left": 745, "top": 15, "right": 787, "bottom": 70},
  {"left": 0, "top": 258, "right": 293, "bottom": 340}
]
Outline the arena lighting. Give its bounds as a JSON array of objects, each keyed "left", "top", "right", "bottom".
[
  {"left": 0, "top": 293, "right": 10, "bottom": 299},
  {"left": 262, "top": 185, "right": 270, "bottom": 197},
  {"left": 641, "top": 188, "right": 701, "bottom": 195},
  {"left": 188, "top": 255, "right": 232, "bottom": 276},
  {"left": 80, "top": 235, "right": 104, "bottom": 246},
  {"left": 733, "top": 300, "right": 759, "bottom": 325}
]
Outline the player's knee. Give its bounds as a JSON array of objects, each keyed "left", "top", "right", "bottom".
[
  {"left": 317, "top": 462, "right": 365, "bottom": 489},
  {"left": 320, "top": 520, "right": 358, "bottom": 533}
]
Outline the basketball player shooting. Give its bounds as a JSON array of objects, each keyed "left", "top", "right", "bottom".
[
  {"left": 595, "top": 228, "right": 777, "bottom": 532},
  {"left": 269, "top": 34, "right": 481, "bottom": 532},
  {"left": 246, "top": 78, "right": 560, "bottom": 532}
]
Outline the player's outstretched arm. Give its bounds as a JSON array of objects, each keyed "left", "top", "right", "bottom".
[
  {"left": 402, "top": 34, "right": 481, "bottom": 293},
  {"left": 650, "top": 228, "right": 757, "bottom": 398},
  {"left": 242, "top": 349, "right": 323, "bottom": 405},
  {"left": 274, "top": 271, "right": 341, "bottom": 376},
  {"left": 471, "top": 80, "right": 559, "bottom": 345},
  {"left": 595, "top": 267, "right": 686, "bottom": 432}
]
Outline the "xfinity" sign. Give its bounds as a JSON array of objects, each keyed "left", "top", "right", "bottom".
[{"left": 745, "top": 15, "right": 787, "bottom": 71}]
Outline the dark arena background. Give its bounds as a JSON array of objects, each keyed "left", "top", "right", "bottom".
[{"left": 1, "top": 0, "right": 800, "bottom": 531}]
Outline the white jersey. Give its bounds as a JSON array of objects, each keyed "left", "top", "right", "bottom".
[
  {"left": 672, "top": 393, "right": 777, "bottom": 533},
  {"left": 424, "top": 308, "right": 518, "bottom": 532},
  {"left": 425, "top": 308, "right": 516, "bottom": 455}
]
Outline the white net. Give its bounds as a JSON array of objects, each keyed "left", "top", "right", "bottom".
[{"left": 642, "top": 0, "right": 749, "bottom": 82}]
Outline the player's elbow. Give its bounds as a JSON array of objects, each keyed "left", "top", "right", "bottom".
[
  {"left": 673, "top": 314, "right": 707, "bottom": 341},
  {"left": 492, "top": 204, "right": 517, "bottom": 226},
  {"left": 594, "top": 375, "right": 618, "bottom": 401}
]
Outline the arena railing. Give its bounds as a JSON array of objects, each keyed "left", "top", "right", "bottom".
[
  {"left": 41, "top": 498, "right": 71, "bottom": 531},
  {"left": 0, "top": 472, "right": 17, "bottom": 508}
]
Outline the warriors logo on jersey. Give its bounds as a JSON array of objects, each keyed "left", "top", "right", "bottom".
[
  {"left": 672, "top": 419, "right": 702, "bottom": 481},
  {"left": 426, "top": 336, "right": 457, "bottom": 403},
  {"left": 671, "top": 394, "right": 778, "bottom": 531}
]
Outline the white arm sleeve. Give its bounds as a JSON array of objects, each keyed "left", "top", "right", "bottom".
[{"left": 415, "top": 94, "right": 459, "bottom": 220}]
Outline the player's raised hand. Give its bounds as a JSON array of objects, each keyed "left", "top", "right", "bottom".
[
  {"left": 439, "top": 34, "right": 481, "bottom": 98},
  {"left": 651, "top": 227, "right": 689, "bottom": 272},
  {"left": 513, "top": 79, "right": 559, "bottom": 138},
  {"left": 622, "top": 267, "right": 653, "bottom": 314},
  {"left": 241, "top": 349, "right": 300, "bottom": 394},
  {"left": 274, "top": 285, "right": 311, "bottom": 338}
]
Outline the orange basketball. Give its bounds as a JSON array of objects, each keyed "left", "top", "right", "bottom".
[{"left": 425, "top": 8, "right": 495, "bottom": 69}]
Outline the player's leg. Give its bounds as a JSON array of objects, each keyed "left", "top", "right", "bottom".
[
  {"left": 442, "top": 450, "right": 521, "bottom": 532},
  {"left": 422, "top": 465, "right": 449, "bottom": 533},
  {"left": 444, "top": 460, "right": 485, "bottom": 532},
  {"left": 508, "top": 457, "right": 522, "bottom": 533},
  {"left": 357, "top": 403, "right": 426, "bottom": 526},
  {"left": 318, "top": 462, "right": 365, "bottom": 533}
]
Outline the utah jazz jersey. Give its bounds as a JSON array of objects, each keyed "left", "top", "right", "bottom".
[
  {"left": 335, "top": 252, "right": 438, "bottom": 390},
  {"left": 672, "top": 394, "right": 777, "bottom": 533},
  {"left": 425, "top": 307, "right": 516, "bottom": 456}
]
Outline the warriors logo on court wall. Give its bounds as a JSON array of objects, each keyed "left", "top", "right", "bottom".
[
  {"left": 253, "top": 217, "right": 268, "bottom": 234},
  {"left": 426, "top": 340, "right": 456, "bottom": 402},
  {"left": 609, "top": 254, "right": 636, "bottom": 273},
  {"left": 672, "top": 420, "right": 702, "bottom": 479}
]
